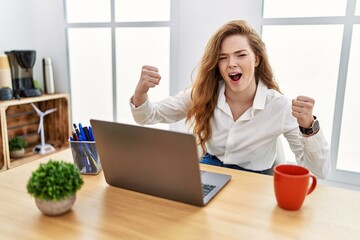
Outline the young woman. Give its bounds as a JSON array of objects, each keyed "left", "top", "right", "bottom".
[{"left": 130, "top": 20, "right": 330, "bottom": 179}]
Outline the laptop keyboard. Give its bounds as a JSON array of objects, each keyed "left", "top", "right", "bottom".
[{"left": 202, "top": 183, "right": 216, "bottom": 197}]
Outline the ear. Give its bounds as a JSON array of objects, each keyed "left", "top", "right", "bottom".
[{"left": 255, "top": 56, "right": 260, "bottom": 67}]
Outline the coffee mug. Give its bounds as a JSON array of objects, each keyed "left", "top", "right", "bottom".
[{"left": 274, "top": 164, "right": 317, "bottom": 210}]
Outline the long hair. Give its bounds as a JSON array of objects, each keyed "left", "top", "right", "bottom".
[{"left": 186, "top": 20, "right": 280, "bottom": 154}]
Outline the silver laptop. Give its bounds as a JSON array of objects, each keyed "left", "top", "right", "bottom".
[{"left": 90, "top": 119, "right": 231, "bottom": 206}]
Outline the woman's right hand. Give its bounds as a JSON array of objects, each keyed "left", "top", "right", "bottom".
[{"left": 132, "top": 65, "right": 161, "bottom": 107}]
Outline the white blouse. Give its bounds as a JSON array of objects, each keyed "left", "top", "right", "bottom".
[{"left": 130, "top": 80, "right": 330, "bottom": 179}]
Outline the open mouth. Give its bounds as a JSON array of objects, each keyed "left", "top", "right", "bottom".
[{"left": 229, "top": 73, "right": 242, "bottom": 81}]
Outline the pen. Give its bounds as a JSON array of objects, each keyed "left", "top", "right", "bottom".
[
  {"left": 82, "top": 145, "right": 98, "bottom": 173},
  {"left": 73, "top": 123, "right": 81, "bottom": 139},
  {"left": 77, "top": 141, "right": 91, "bottom": 172},
  {"left": 78, "top": 123, "right": 87, "bottom": 141},
  {"left": 88, "top": 126, "right": 95, "bottom": 141},
  {"left": 83, "top": 126, "right": 91, "bottom": 141},
  {"left": 72, "top": 131, "right": 78, "bottom": 141}
]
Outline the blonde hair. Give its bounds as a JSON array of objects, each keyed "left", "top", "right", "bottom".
[{"left": 186, "top": 20, "right": 280, "bottom": 154}]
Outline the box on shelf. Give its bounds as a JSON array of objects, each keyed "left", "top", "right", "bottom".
[{"left": 0, "top": 94, "right": 71, "bottom": 170}]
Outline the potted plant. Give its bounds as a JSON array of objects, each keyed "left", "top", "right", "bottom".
[
  {"left": 9, "top": 136, "right": 27, "bottom": 158},
  {"left": 27, "top": 159, "right": 84, "bottom": 216}
]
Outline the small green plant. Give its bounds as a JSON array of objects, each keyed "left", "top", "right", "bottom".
[
  {"left": 8, "top": 136, "right": 27, "bottom": 151},
  {"left": 27, "top": 159, "right": 84, "bottom": 201}
]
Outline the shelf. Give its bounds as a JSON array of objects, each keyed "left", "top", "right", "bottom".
[
  {"left": 9, "top": 146, "right": 70, "bottom": 169},
  {"left": 0, "top": 93, "right": 71, "bottom": 170}
]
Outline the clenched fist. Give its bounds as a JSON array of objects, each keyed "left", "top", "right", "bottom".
[
  {"left": 132, "top": 65, "right": 161, "bottom": 107},
  {"left": 291, "top": 96, "right": 315, "bottom": 129}
]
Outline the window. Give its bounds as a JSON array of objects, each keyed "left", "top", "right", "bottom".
[
  {"left": 67, "top": 28, "right": 113, "bottom": 125},
  {"left": 65, "top": 0, "right": 171, "bottom": 129},
  {"left": 263, "top": 0, "right": 347, "bottom": 18},
  {"left": 262, "top": 0, "right": 360, "bottom": 187},
  {"left": 262, "top": 24, "right": 342, "bottom": 145},
  {"left": 337, "top": 24, "right": 360, "bottom": 173},
  {"left": 115, "top": 27, "right": 170, "bottom": 126},
  {"left": 66, "top": 0, "right": 111, "bottom": 23},
  {"left": 115, "top": 0, "right": 170, "bottom": 22}
]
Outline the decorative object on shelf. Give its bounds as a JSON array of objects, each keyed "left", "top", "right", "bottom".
[
  {"left": 31, "top": 103, "right": 57, "bottom": 154},
  {"left": 0, "top": 87, "right": 13, "bottom": 100},
  {"left": 26, "top": 159, "right": 84, "bottom": 216},
  {"left": 0, "top": 55, "right": 13, "bottom": 89},
  {"left": 43, "top": 57, "right": 55, "bottom": 94},
  {"left": 9, "top": 136, "right": 27, "bottom": 158}
]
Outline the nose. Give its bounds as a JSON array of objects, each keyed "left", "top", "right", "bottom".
[{"left": 228, "top": 56, "right": 237, "bottom": 68}]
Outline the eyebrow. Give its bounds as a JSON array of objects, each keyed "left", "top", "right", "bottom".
[{"left": 219, "top": 49, "right": 248, "bottom": 56}]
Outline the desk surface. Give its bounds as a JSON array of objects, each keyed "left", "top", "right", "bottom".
[{"left": 1, "top": 149, "right": 359, "bottom": 239}]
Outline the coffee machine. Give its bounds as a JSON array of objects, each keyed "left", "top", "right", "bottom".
[{"left": 5, "top": 50, "right": 42, "bottom": 98}]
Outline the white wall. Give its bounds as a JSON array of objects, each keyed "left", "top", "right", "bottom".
[{"left": 0, "top": 0, "right": 68, "bottom": 93}]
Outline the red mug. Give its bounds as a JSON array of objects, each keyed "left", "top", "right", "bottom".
[{"left": 274, "top": 164, "right": 317, "bottom": 210}]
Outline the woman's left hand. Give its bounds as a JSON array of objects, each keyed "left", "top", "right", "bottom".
[{"left": 291, "top": 96, "right": 315, "bottom": 128}]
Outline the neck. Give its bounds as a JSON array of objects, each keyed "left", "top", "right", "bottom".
[
  {"left": 225, "top": 80, "right": 257, "bottom": 121},
  {"left": 225, "top": 80, "right": 257, "bottom": 105}
]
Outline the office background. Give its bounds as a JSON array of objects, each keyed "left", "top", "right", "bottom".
[
  {"left": 0, "top": 0, "right": 359, "bottom": 190},
  {"left": 0, "top": 0, "right": 258, "bottom": 101}
]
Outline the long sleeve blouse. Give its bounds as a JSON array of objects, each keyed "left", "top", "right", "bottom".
[{"left": 130, "top": 81, "right": 330, "bottom": 179}]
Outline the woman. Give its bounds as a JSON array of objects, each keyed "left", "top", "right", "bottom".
[{"left": 130, "top": 20, "right": 330, "bottom": 179}]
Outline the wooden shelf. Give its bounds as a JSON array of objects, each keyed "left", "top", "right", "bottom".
[
  {"left": 9, "top": 146, "right": 70, "bottom": 169},
  {"left": 0, "top": 93, "right": 71, "bottom": 171}
]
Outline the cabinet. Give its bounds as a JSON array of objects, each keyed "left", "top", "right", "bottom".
[{"left": 0, "top": 94, "right": 71, "bottom": 171}]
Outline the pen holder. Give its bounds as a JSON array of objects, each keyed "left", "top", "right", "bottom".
[{"left": 69, "top": 141, "right": 102, "bottom": 175}]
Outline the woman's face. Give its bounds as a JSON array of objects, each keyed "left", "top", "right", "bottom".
[{"left": 218, "top": 34, "right": 259, "bottom": 95}]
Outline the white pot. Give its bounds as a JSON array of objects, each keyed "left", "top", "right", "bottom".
[
  {"left": 10, "top": 148, "right": 25, "bottom": 158},
  {"left": 35, "top": 195, "right": 76, "bottom": 216}
]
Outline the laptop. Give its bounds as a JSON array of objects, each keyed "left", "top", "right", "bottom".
[{"left": 90, "top": 119, "right": 231, "bottom": 206}]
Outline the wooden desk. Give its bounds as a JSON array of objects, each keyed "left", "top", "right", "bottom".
[{"left": 0, "top": 149, "right": 359, "bottom": 239}]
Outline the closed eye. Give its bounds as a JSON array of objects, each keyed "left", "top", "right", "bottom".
[{"left": 237, "top": 54, "right": 247, "bottom": 57}]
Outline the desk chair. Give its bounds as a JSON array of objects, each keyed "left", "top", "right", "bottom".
[{"left": 267, "top": 137, "right": 286, "bottom": 175}]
